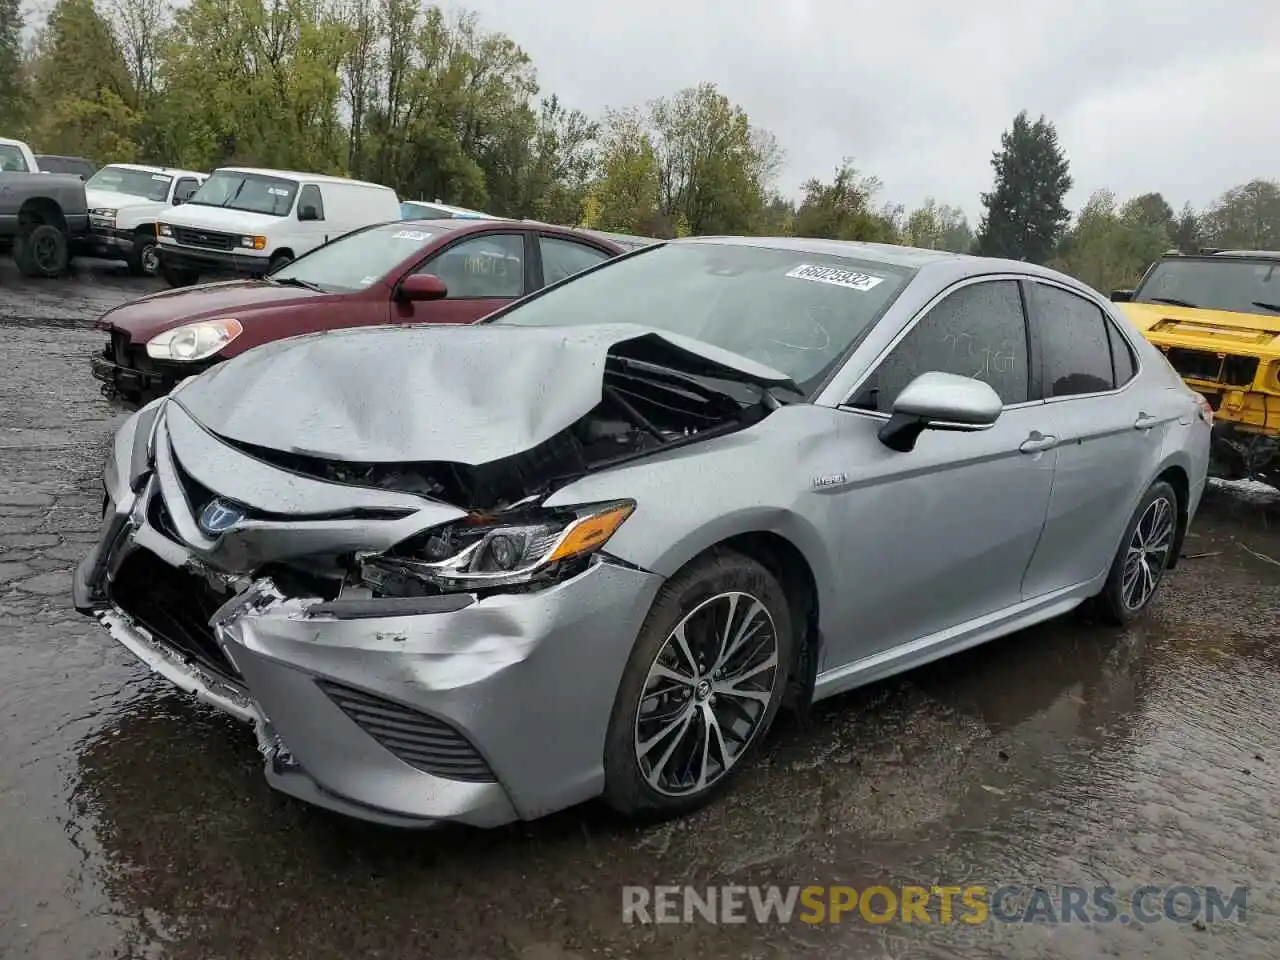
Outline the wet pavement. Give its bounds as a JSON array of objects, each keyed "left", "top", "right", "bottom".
[{"left": 2, "top": 262, "right": 1279, "bottom": 959}]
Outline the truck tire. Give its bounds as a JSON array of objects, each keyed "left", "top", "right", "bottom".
[
  {"left": 126, "top": 231, "right": 159, "bottom": 277},
  {"left": 14, "top": 223, "right": 69, "bottom": 278},
  {"left": 160, "top": 262, "right": 200, "bottom": 288}
]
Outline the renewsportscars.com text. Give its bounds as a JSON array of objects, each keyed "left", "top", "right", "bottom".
[{"left": 621, "top": 884, "right": 1249, "bottom": 925}]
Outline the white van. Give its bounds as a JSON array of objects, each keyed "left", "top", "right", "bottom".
[
  {"left": 85, "top": 163, "right": 208, "bottom": 275},
  {"left": 154, "top": 167, "right": 401, "bottom": 287}
]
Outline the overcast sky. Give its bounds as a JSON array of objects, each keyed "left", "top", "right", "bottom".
[{"left": 466, "top": 0, "right": 1279, "bottom": 223}]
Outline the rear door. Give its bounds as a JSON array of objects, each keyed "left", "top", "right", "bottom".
[
  {"left": 391, "top": 229, "right": 531, "bottom": 325},
  {"left": 1019, "top": 279, "right": 1168, "bottom": 598}
]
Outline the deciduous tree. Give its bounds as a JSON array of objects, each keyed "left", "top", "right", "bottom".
[{"left": 1200, "top": 179, "right": 1280, "bottom": 249}]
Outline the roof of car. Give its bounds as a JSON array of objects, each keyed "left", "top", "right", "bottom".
[
  {"left": 216, "top": 167, "right": 395, "bottom": 190},
  {"left": 99, "top": 162, "right": 207, "bottom": 178},
  {"left": 397, "top": 218, "right": 628, "bottom": 250},
  {"left": 1212, "top": 250, "right": 1280, "bottom": 259},
  {"left": 678, "top": 235, "right": 970, "bottom": 267}
]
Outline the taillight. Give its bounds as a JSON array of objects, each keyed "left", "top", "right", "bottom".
[{"left": 1193, "top": 392, "right": 1214, "bottom": 426}]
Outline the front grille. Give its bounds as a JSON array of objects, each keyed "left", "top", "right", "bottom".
[
  {"left": 1164, "top": 348, "right": 1259, "bottom": 387},
  {"left": 109, "top": 548, "right": 241, "bottom": 681},
  {"left": 316, "top": 680, "right": 496, "bottom": 782},
  {"left": 172, "top": 226, "right": 238, "bottom": 251}
]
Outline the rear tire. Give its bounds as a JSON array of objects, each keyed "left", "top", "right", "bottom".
[
  {"left": 602, "top": 550, "right": 792, "bottom": 821},
  {"left": 14, "top": 223, "right": 69, "bottom": 278},
  {"left": 1093, "top": 480, "right": 1179, "bottom": 625}
]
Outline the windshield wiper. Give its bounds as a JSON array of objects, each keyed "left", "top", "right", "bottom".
[
  {"left": 269, "top": 276, "right": 324, "bottom": 292},
  {"left": 1251, "top": 300, "right": 1280, "bottom": 313},
  {"left": 1148, "top": 296, "right": 1200, "bottom": 309}
]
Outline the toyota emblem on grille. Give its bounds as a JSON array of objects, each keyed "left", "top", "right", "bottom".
[{"left": 199, "top": 498, "right": 245, "bottom": 535}]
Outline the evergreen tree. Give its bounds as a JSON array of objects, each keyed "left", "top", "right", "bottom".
[
  {"left": 975, "top": 110, "right": 1073, "bottom": 264},
  {"left": 0, "top": 0, "right": 23, "bottom": 130}
]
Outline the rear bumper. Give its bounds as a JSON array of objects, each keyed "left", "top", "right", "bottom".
[{"left": 157, "top": 244, "right": 270, "bottom": 276}]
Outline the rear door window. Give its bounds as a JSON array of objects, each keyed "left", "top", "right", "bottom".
[
  {"left": 1028, "top": 283, "right": 1116, "bottom": 397},
  {"left": 539, "top": 235, "right": 612, "bottom": 285},
  {"left": 1107, "top": 320, "right": 1137, "bottom": 386},
  {"left": 850, "top": 279, "right": 1030, "bottom": 412}
]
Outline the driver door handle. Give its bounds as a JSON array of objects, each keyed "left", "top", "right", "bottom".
[
  {"left": 1019, "top": 431, "right": 1058, "bottom": 454},
  {"left": 1134, "top": 413, "right": 1159, "bottom": 431}
]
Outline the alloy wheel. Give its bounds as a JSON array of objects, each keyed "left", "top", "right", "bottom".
[
  {"left": 141, "top": 243, "right": 159, "bottom": 274},
  {"left": 1122, "top": 495, "right": 1175, "bottom": 611},
  {"left": 633, "top": 591, "right": 779, "bottom": 797}
]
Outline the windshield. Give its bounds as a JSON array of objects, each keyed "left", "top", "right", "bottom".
[
  {"left": 270, "top": 222, "right": 442, "bottom": 292},
  {"left": 1134, "top": 257, "right": 1280, "bottom": 316},
  {"left": 0, "top": 144, "right": 29, "bottom": 172},
  {"left": 495, "top": 242, "right": 915, "bottom": 393},
  {"left": 87, "top": 165, "right": 171, "bottom": 201},
  {"left": 188, "top": 171, "right": 297, "bottom": 216}
]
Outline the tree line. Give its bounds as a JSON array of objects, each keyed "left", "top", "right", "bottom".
[{"left": 2, "top": 0, "right": 1277, "bottom": 289}]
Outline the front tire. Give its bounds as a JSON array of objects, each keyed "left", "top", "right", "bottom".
[
  {"left": 267, "top": 252, "right": 292, "bottom": 273},
  {"left": 126, "top": 234, "right": 159, "bottom": 276},
  {"left": 1094, "top": 480, "right": 1178, "bottom": 625},
  {"left": 14, "top": 223, "right": 69, "bottom": 278},
  {"left": 603, "top": 550, "right": 792, "bottom": 820},
  {"left": 160, "top": 261, "right": 199, "bottom": 288}
]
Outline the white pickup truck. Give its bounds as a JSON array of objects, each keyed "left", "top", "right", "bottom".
[{"left": 85, "top": 163, "right": 208, "bottom": 275}]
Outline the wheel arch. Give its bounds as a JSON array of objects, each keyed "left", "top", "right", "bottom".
[
  {"left": 17, "top": 197, "right": 67, "bottom": 231},
  {"left": 1153, "top": 461, "right": 1190, "bottom": 571},
  {"left": 629, "top": 514, "right": 830, "bottom": 715}
]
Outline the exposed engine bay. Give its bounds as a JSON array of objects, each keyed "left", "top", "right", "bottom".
[{"left": 226, "top": 356, "right": 779, "bottom": 512}]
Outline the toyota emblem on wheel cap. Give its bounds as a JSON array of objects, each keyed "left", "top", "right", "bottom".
[{"left": 199, "top": 498, "right": 245, "bottom": 535}]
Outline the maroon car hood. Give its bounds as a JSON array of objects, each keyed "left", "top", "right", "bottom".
[{"left": 98, "top": 280, "right": 328, "bottom": 342}]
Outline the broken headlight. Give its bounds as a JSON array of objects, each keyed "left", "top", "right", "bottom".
[{"left": 360, "top": 500, "right": 635, "bottom": 593}]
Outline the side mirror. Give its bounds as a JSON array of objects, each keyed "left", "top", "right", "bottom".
[
  {"left": 298, "top": 204, "right": 320, "bottom": 222},
  {"left": 878, "top": 371, "right": 1002, "bottom": 452},
  {"left": 173, "top": 196, "right": 186, "bottom": 206},
  {"left": 1110, "top": 289, "right": 1134, "bottom": 302},
  {"left": 397, "top": 273, "right": 448, "bottom": 302}
]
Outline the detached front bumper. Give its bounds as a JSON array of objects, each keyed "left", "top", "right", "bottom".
[{"left": 74, "top": 461, "right": 663, "bottom": 828}]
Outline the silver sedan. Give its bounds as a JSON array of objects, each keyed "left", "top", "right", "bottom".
[{"left": 74, "top": 237, "right": 1211, "bottom": 827}]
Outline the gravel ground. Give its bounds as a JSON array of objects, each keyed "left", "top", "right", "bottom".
[{"left": 2, "top": 261, "right": 1279, "bottom": 959}]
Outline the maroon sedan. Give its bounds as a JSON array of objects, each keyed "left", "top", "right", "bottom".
[{"left": 91, "top": 219, "right": 627, "bottom": 405}]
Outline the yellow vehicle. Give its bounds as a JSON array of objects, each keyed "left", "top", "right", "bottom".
[{"left": 1112, "top": 250, "right": 1280, "bottom": 476}]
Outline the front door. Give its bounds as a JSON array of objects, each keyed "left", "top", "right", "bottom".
[
  {"left": 827, "top": 277, "right": 1057, "bottom": 666},
  {"left": 391, "top": 231, "right": 529, "bottom": 326}
]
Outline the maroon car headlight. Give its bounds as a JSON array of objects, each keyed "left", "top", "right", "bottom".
[{"left": 146, "top": 318, "right": 243, "bottom": 362}]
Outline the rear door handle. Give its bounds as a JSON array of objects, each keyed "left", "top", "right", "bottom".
[
  {"left": 1019, "top": 432, "right": 1058, "bottom": 454},
  {"left": 1134, "top": 413, "right": 1159, "bottom": 431}
]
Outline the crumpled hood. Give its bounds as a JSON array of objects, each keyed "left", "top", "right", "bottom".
[{"left": 174, "top": 322, "right": 797, "bottom": 465}]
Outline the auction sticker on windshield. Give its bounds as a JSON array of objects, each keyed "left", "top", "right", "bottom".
[
  {"left": 392, "top": 230, "right": 433, "bottom": 241},
  {"left": 786, "top": 264, "right": 885, "bottom": 292}
]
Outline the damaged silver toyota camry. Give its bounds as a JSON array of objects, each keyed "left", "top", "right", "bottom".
[{"left": 75, "top": 237, "right": 1211, "bottom": 827}]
